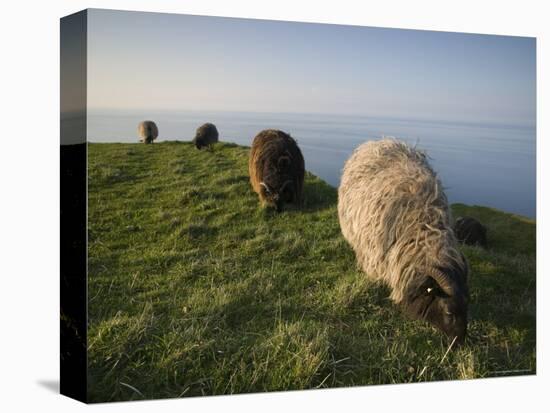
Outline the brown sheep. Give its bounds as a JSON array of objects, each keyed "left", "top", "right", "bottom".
[{"left": 249, "top": 129, "right": 305, "bottom": 212}]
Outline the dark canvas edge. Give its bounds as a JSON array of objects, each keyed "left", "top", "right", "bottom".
[{"left": 60, "top": 9, "right": 88, "bottom": 404}]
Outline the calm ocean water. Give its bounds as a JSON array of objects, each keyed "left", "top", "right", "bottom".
[{"left": 88, "top": 109, "right": 536, "bottom": 218}]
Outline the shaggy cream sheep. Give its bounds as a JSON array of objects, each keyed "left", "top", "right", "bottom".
[{"left": 338, "top": 138, "right": 469, "bottom": 343}]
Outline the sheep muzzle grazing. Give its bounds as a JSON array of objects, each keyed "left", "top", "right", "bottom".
[
  {"left": 259, "top": 179, "right": 294, "bottom": 212},
  {"left": 402, "top": 266, "right": 468, "bottom": 344},
  {"left": 249, "top": 129, "right": 305, "bottom": 212},
  {"left": 338, "top": 138, "right": 469, "bottom": 345}
]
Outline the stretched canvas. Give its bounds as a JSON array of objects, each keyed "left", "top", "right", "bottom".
[{"left": 61, "top": 8, "right": 536, "bottom": 403}]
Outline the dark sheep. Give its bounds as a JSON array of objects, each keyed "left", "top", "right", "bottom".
[
  {"left": 193, "top": 123, "right": 219, "bottom": 149},
  {"left": 454, "top": 216, "right": 488, "bottom": 247},
  {"left": 249, "top": 129, "right": 305, "bottom": 212}
]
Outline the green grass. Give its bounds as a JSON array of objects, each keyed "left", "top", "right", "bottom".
[{"left": 87, "top": 141, "right": 536, "bottom": 402}]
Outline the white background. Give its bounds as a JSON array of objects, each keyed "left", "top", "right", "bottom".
[{"left": 0, "top": 0, "right": 547, "bottom": 411}]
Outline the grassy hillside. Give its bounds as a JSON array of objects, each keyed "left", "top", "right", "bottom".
[{"left": 87, "top": 141, "right": 536, "bottom": 402}]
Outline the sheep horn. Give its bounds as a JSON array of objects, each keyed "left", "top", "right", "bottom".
[
  {"left": 426, "top": 267, "right": 455, "bottom": 296},
  {"left": 260, "top": 182, "right": 270, "bottom": 192}
]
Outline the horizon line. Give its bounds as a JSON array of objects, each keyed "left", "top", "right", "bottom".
[{"left": 83, "top": 107, "right": 536, "bottom": 129}]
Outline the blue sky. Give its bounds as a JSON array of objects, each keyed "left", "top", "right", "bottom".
[{"left": 87, "top": 9, "right": 535, "bottom": 124}]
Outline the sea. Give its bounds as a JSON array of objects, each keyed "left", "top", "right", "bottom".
[{"left": 87, "top": 109, "right": 536, "bottom": 219}]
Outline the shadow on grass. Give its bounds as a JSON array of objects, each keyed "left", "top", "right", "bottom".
[
  {"left": 458, "top": 207, "right": 534, "bottom": 281},
  {"left": 252, "top": 174, "right": 336, "bottom": 216},
  {"left": 450, "top": 204, "right": 536, "bottom": 357},
  {"left": 301, "top": 176, "right": 337, "bottom": 213}
]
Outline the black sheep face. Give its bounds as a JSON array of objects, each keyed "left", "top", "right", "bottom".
[
  {"left": 193, "top": 134, "right": 207, "bottom": 149},
  {"left": 260, "top": 179, "right": 295, "bottom": 212},
  {"left": 144, "top": 134, "right": 154, "bottom": 144},
  {"left": 402, "top": 267, "right": 468, "bottom": 345},
  {"left": 260, "top": 157, "right": 296, "bottom": 211}
]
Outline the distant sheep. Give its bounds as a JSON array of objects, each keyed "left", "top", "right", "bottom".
[
  {"left": 193, "top": 123, "right": 219, "bottom": 149},
  {"left": 249, "top": 129, "right": 305, "bottom": 212},
  {"left": 138, "top": 121, "right": 158, "bottom": 144},
  {"left": 454, "top": 216, "right": 487, "bottom": 247},
  {"left": 338, "top": 139, "right": 469, "bottom": 343}
]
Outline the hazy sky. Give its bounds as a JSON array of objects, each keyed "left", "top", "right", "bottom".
[{"left": 87, "top": 9, "right": 535, "bottom": 124}]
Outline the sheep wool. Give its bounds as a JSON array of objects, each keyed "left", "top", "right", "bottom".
[
  {"left": 138, "top": 121, "right": 159, "bottom": 144},
  {"left": 193, "top": 123, "right": 219, "bottom": 149},
  {"left": 338, "top": 138, "right": 466, "bottom": 304},
  {"left": 249, "top": 129, "right": 305, "bottom": 211}
]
